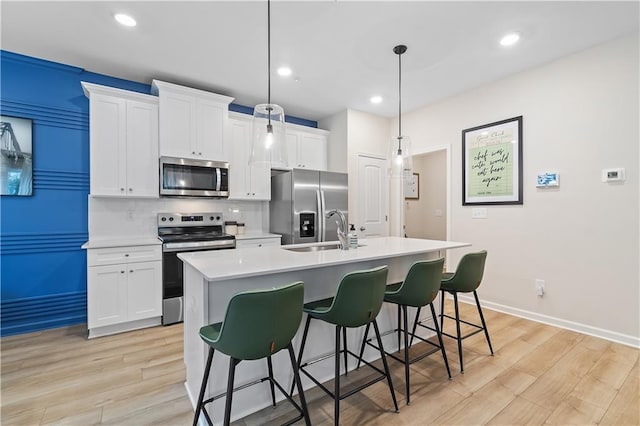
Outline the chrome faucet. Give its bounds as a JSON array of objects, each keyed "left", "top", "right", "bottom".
[{"left": 326, "top": 209, "right": 348, "bottom": 250}]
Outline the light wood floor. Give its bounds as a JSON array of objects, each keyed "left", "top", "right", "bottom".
[{"left": 2, "top": 300, "right": 638, "bottom": 425}]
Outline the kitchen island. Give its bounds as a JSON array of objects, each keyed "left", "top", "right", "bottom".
[{"left": 179, "top": 237, "right": 470, "bottom": 425}]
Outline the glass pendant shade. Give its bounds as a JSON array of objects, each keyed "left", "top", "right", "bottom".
[
  {"left": 249, "top": 103, "right": 287, "bottom": 167},
  {"left": 388, "top": 135, "right": 413, "bottom": 180}
]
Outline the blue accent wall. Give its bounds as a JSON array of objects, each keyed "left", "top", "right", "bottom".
[{"left": 0, "top": 50, "right": 316, "bottom": 336}]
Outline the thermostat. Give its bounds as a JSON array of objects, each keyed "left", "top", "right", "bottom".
[
  {"left": 602, "top": 168, "right": 625, "bottom": 183},
  {"left": 536, "top": 172, "right": 559, "bottom": 188}
]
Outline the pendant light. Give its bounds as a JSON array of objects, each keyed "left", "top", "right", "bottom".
[
  {"left": 389, "top": 44, "right": 413, "bottom": 180},
  {"left": 249, "top": 0, "right": 287, "bottom": 167}
]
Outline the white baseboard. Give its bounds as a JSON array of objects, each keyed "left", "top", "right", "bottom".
[{"left": 457, "top": 294, "right": 640, "bottom": 349}]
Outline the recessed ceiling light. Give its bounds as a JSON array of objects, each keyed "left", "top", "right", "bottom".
[
  {"left": 277, "top": 67, "right": 292, "bottom": 77},
  {"left": 114, "top": 13, "right": 137, "bottom": 27},
  {"left": 500, "top": 32, "right": 520, "bottom": 47},
  {"left": 370, "top": 95, "right": 383, "bottom": 104}
]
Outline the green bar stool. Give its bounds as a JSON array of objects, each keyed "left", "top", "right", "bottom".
[
  {"left": 293, "top": 265, "right": 399, "bottom": 425},
  {"left": 356, "top": 258, "right": 451, "bottom": 404},
  {"left": 192, "top": 282, "right": 311, "bottom": 426},
  {"left": 419, "top": 250, "right": 493, "bottom": 373}
]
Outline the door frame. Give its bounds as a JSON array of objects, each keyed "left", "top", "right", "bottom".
[{"left": 409, "top": 145, "right": 451, "bottom": 242}]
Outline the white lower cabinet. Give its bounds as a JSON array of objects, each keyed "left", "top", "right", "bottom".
[{"left": 87, "top": 245, "right": 162, "bottom": 337}]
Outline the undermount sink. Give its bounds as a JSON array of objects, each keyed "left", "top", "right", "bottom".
[{"left": 283, "top": 243, "right": 365, "bottom": 253}]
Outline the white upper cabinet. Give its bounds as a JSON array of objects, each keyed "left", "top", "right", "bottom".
[
  {"left": 228, "top": 116, "right": 270, "bottom": 200},
  {"left": 151, "top": 80, "right": 234, "bottom": 162},
  {"left": 82, "top": 82, "right": 159, "bottom": 198},
  {"left": 285, "top": 127, "right": 328, "bottom": 171}
]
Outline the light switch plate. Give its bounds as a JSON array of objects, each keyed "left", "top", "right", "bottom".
[{"left": 471, "top": 208, "right": 487, "bottom": 219}]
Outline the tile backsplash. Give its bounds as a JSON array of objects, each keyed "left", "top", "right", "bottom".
[{"left": 89, "top": 197, "right": 269, "bottom": 240}]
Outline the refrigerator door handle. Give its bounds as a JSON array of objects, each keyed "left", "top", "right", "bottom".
[
  {"left": 320, "top": 189, "right": 327, "bottom": 242},
  {"left": 316, "top": 189, "right": 323, "bottom": 242}
]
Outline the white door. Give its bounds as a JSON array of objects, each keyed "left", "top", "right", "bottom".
[{"left": 356, "top": 154, "right": 388, "bottom": 237}]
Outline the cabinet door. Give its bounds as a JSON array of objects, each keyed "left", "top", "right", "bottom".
[
  {"left": 228, "top": 118, "right": 250, "bottom": 199},
  {"left": 126, "top": 100, "right": 159, "bottom": 197},
  {"left": 196, "top": 98, "right": 227, "bottom": 161},
  {"left": 127, "top": 261, "right": 162, "bottom": 321},
  {"left": 89, "top": 94, "right": 127, "bottom": 196},
  {"left": 249, "top": 161, "right": 271, "bottom": 199},
  {"left": 285, "top": 131, "right": 299, "bottom": 169},
  {"left": 158, "top": 91, "right": 195, "bottom": 158},
  {"left": 298, "top": 133, "right": 327, "bottom": 171},
  {"left": 88, "top": 264, "right": 128, "bottom": 328}
]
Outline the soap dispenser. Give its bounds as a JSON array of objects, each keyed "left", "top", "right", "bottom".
[{"left": 348, "top": 224, "right": 359, "bottom": 249}]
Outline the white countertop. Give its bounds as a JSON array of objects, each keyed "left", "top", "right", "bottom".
[
  {"left": 81, "top": 237, "right": 162, "bottom": 249},
  {"left": 178, "top": 237, "right": 470, "bottom": 282},
  {"left": 234, "top": 232, "right": 281, "bottom": 240}
]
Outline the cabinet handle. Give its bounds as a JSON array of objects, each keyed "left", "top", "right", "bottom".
[
  {"left": 120, "top": 188, "right": 124, "bottom": 191},
  {"left": 124, "top": 254, "right": 129, "bottom": 257},
  {"left": 130, "top": 270, "right": 134, "bottom": 273},
  {"left": 129, "top": 188, "right": 133, "bottom": 192},
  {"left": 198, "top": 152, "right": 202, "bottom": 155},
  {"left": 247, "top": 192, "right": 250, "bottom": 196},
  {"left": 252, "top": 193, "right": 255, "bottom": 196},
  {"left": 192, "top": 151, "right": 196, "bottom": 155},
  {"left": 121, "top": 270, "right": 125, "bottom": 274},
  {"left": 258, "top": 244, "right": 262, "bottom": 247}
]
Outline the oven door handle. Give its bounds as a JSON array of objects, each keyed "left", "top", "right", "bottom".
[{"left": 163, "top": 240, "right": 236, "bottom": 252}]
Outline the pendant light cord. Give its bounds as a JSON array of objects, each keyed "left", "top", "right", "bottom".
[
  {"left": 398, "top": 48, "right": 402, "bottom": 143},
  {"left": 267, "top": 0, "right": 272, "bottom": 127}
]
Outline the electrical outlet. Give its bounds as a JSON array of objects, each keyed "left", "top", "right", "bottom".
[{"left": 535, "top": 279, "right": 545, "bottom": 297}]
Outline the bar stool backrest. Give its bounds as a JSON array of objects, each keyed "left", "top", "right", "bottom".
[
  {"left": 446, "top": 251, "right": 488, "bottom": 293},
  {"left": 215, "top": 281, "right": 304, "bottom": 360},
  {"left": 324, "top": 265, "right": 389, "bottom": 328},
  {"left": 397, "top": 258, "right": 445, "bottom": 307}
]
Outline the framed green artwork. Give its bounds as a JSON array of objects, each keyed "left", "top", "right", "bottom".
[{"left": 462, "top": 116, "right": 522, "bottom": 205}]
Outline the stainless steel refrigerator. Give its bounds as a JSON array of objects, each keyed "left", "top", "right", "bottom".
[{"left": 270, "top": 169, "right": 348, "bottom": 245}]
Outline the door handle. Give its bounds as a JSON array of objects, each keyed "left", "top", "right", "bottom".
[{"left": 360, "top": 226, "right": 366, "bottom": 232}]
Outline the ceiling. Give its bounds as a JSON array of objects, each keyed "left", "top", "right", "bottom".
[{"left": 1, "top": 1, "right": 638, "bottom": 122}]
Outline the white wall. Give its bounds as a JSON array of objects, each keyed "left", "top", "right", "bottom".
[
  {"left": 345, "top": 109, "right": 391, "bottom": 232},
  {"left": 405, "top": 151, "right": 447, "bottom": 240},
  {"left": 319, "top": 110, "right": 348, "bottom": 173},
  {"left": 398, "top": 34, "right": 639, "bottom": 344}
]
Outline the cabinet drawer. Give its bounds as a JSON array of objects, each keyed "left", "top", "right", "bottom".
[
  {"left": 236, "top": 238, "right": 281, "bottom": 249},
  {"left": 87, "top": 245, "right": 161, "bottom": 266}
]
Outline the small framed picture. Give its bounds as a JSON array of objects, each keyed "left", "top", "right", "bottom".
[
  {"left": 404, "top": 172, "right": 419, "bottom": 199},
  {"left": 1, "top": 115, "right": 33, "bottom": 196}
]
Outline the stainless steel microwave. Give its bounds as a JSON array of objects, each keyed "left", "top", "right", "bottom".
[{"left": 159, "top": 156, "right": 229, "bottom": 198}]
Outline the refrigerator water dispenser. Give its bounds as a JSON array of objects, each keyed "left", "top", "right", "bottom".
[{"left": 299, "top": 213, "right": 315, "bottom": 238}]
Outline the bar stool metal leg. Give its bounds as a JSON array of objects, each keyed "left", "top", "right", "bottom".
[
  {"left": 223, "top": 358, "right": 240, "bottom": 426},
  {"left": 402, "top": 305, "right": 410, "bottom": 404},
  {"left": 474, "top": 290, "right": 494, "bottom": 355},
  {"left": 193, "top": 347, "right": 215, "bottom": 426},
  {"left": 430, "top": 302, "right": 452, "bottom": 379},
  {"left": 267, "top": 356, "right": 276, "bottom": 407},
  {"left": 291, "top": 315, "right": 312, "bottom": 395},
  {"left": 372, "top": 320, "right": 399, "bottom": 413},
  {"left": 452, "top": 292, "right": 464, "bottom": 373},
  {"left": 287, "top": 343, "right": 312, "bottom": 426},
  {"left": 355, "top": 322, "right": 370, "bottom": 370},
  {"left": 334, "top": 326, "right": 341, "bottom": 426},
  {"left": 342, "top": 327, "right": 348, "bottom": 376}
]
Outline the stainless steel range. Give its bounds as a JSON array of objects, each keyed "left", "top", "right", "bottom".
[{"left": 158, "top": 212, "right": 235, "bottom": 325}]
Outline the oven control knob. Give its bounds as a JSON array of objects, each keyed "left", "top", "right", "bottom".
[
  {"left": 216, "top": 216, "right": 221, "bottom": 221},
  {"left": 169, "top": 217, "right": 174, "bottom": 222},
  {"left": 161, "top": 217, "right": 166, "bottom": 222},
  {"left": 210, "top": 216, "right": 214, "bottom": 221}
]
